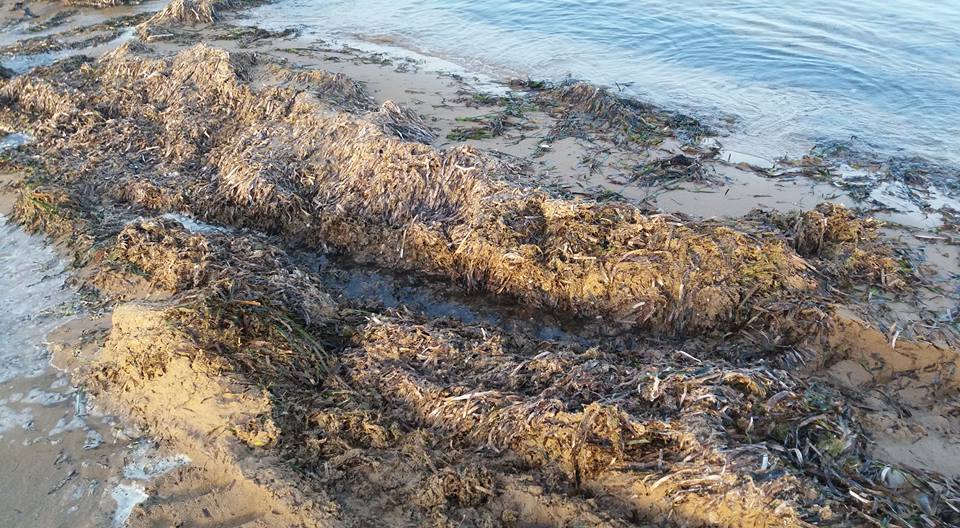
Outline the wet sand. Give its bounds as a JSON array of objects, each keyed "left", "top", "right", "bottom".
[{"left": 0, "top": 210, "right": 194, "bottom": 528}]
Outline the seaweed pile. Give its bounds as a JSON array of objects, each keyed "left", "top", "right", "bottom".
[
  {"left": 749, "top": 203, "right": 907, "bottom": 290},
  {"left": 13, "top": 194, "right": 956, "bottom": 526},
  {"left": 140, "top": 0, "right": 242, "bottom": 26},
  {"left": 0, "top": 43, "right": 831, "bottom": 342},
  {"left": 0, "top": 15, "right": 956, "bottom": 528},
  {"left": 11, "top": 199, "right": 951, "bottom": 525},
  {"left": 531, "top": 80, "right": 707, "bottom": 147}
]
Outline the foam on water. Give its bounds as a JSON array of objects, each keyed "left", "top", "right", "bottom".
[
  {"left": 0, "top": 171, "right": 191, "bottom": 526},
  {"left": 159, "top": 212, "right": 230, "bottom": 234},
  {"left": 111, "top": 483, "right": 149, "bottom": 528},
  {"left": 0, "top": 404, "right": 33, "bottom": 434},
  {"left": 0, "top": 133, "right": 31, "bottom": 151},
  {"left": 122, "top": 440, "right": 191, "bottom": 481},
  {"left": 0, "top": 214, "right": 71, "bottom": 385},
  {"left": 110, "top": 441, "right": 191, "bottom": 526}
]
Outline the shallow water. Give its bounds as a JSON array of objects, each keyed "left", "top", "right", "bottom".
[
  {"left": 0, "top": 214, "right": 190, "bottom": 526},
  {"left": 320, "top": 256, "right": 580, "bottom": 342},
  {"left": 247, "top": 0, "right": 960, "bottom": 168},
  {"left": 0, "top": 214, "right": 71, "bottom": 385},
  {"left": 1, "top": 27, "right": 137, "bottom": 73}
]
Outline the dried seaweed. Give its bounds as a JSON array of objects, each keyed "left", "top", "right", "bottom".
[
  {"left": 0, "top": 44, "right": 825, "bottom": 341},
  {"left": 756, "top": 203, "right": 907, "bottom": 289}
]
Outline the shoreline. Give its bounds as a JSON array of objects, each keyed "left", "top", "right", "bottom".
[
  {"left": 0, "top": 0, "right": 958, "bottom": 526},
  {"left": 0, "top": 208, "right": 190, "bottom": 528},
  {"left": 237, "top": 16, "right": 960, "bottom": 235},
  {"left": 237, "top": 0, "right": 960, "bottom": 173},
  {"left": 332, "top": 33, "right": 960, "bottom": 234}
]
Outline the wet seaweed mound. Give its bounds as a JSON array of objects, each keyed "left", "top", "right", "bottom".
[
  {"left": 0, "top": 43, "right": 822, "bottom": 340},
  {"left": 757, "top": 203, "right": 906, "bottom": 289}
]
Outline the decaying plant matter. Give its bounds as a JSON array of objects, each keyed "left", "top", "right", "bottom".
[
  {"left": 142, "top": 0, "right": 240, "bottom": 25},
  {"left": 1, "top": 23, "right": 955, "bottom": 527},
  {"left": 523, "top": 80, "right": 709, "bottom": 146},
  {"left": 753, "top": 203, "right": 906, "bottom": 289},
  {"left": 62, "top": 0, "right": 134, "bottom": 7},
  {"left": 16, "top": 207, "right": 953, "bottom": 526},
  {"left": 0, "top": 42, "right": 831, "bottom": 342}
]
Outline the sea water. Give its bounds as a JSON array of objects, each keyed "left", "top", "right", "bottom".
[{"left": 247, "top": 0, "right": 960, "bottom": 169}]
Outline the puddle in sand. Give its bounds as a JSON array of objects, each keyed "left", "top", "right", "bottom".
[
  {"left": 111, "top": 484, "right": 151, "bottom": 528},
  {"left": 111, "top": 440, "right": 192, "bottom": 527},
  {"left": 0, "top": 214, "right": 189, "bottom": 527},
  {"left": 160, "top": 211, "right": 230, "bottom": 234},
  {"left": 161, "top": 212, "right": 587, "bottom": 343},
  {"left": 865, "top": 180, "right": 960, "bottom": 230},
  {"left": 315, "top": 254, "right": 587, "bottom": 343},
  {"left": 0, "top": 132, "right": 31, "bottom": 151},
  {"left": 642, "top": 163, "right": 855, "bottom": 218}
]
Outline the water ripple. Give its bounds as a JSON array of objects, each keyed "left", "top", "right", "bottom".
[{"left": 248, "top": 0, "right": 960, "bottom": 166}]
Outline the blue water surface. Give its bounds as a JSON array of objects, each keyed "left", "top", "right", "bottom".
[{"left": 249, "top": 0, "right": 960, "bottom": 166}]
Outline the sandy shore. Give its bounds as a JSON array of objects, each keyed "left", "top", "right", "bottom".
[
  {"left": 0, "top": 194, "right": 198, "bottom": 528},
  {"left": 0, "top": 0, "right": 958, "bottom": 526}
]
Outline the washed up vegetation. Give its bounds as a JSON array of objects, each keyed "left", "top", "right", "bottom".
[
  {"left": 524, "top": 80, "right": 711, "bottom": 147},
  {"left": 0, "top": 43, "right": 832, "bottom": 342},
  {"left": 448, "top": 79, "right": 718, "bottom": 192},
  {"left": 444, "top": 92, "right": 536, "bottom": 143},
  {"left": 447, "top": 80, "right": 711, "bottom": 155},
  {"left": 26, "top": 8, "right": 79, "bottom": 33},
  {"left": 0, "top": 5, "right": 957, "bottom": 526},
  {"left": 749, "top": 203, "right": 908, "bottom": 290},
  {"left": 11, "top": 195, "right": 956, "bottom": 526},
  {"left": 142, "top": 0, "right": 240, "bottom": 25},
  {"left": 134, "top": 0, "right": 261, "bottom": 41},
  {"left": 630, "top": 153, "right": 711, "bottom": 186},
  {"left": 758, "top": 142, "right": 960, "bottom": 230}
]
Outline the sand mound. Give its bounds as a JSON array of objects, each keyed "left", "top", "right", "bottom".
[{"left": 81, "top": 302, "right": 334, "bottom": 527}]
